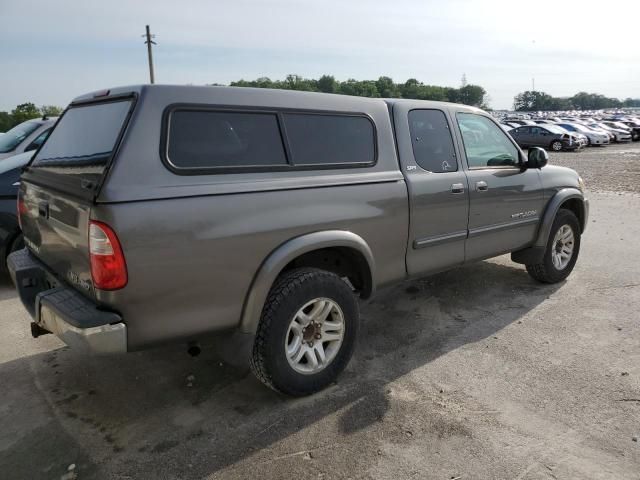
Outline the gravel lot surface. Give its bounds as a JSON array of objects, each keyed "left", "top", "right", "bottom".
[
  {"left": 1, "top": 143, "right": 639, "bottom": 479},
  {"left": 549, "top": 142, "right": 640, "bottom": 194}
]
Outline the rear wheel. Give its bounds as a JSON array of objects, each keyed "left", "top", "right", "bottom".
[
  {"left": 9, "top": 233, "right": 24, "bottom": 254},
  {"left": 550, "top": 140, "right": 563, "bottom": 151},
  {"left": 250, "top": 268, "right": 359, "bottom": 396},
  {"left": 526, "top": 209, "right": 580, "bottom": 283}
]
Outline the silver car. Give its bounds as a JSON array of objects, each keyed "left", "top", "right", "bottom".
[{"left": 0, "top": 117, "right": 58, "bottom": 160}]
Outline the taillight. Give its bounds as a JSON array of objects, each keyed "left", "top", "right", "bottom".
[
  {"left": 17, "top": 194, "right": 27, "bottom": 230},
  {"left": 89, "top": 221, "right": 128, "bottom": 290}
]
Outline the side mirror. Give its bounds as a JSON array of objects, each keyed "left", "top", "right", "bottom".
[{"left": 527, "top": 147, "right": 548, "bottom": 169}]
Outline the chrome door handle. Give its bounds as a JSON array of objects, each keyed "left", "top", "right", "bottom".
[
  {"left": 476, "top": 181, "right": 488, "bottom": 192},
  {"left": 451, "top": 183, "right": 465, "bottom": 194}
]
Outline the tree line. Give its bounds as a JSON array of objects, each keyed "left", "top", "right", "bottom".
[
  {"left": 0, "top": 103, "right": 63, "bottom": 132},
  {"left": 513, "top": 90, "right": 640, "bottom": 111},
  {"left": 229, "top": 75, "right": 489, "bottom": 108},
  {"left": 2, "top": 76, "right": 486, "bottom": 133}
]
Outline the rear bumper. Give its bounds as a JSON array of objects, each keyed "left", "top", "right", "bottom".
[{"left": 7, "top": 248, "right": 127, "bottom": 354}]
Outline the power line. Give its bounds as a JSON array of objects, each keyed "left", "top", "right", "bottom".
[{"left": 142, "top": 25, "right": 157, "bottom": 84}]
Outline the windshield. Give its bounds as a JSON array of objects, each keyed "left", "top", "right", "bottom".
[{"left": 0, "top": 120, "right": 41, "bottom": 153}]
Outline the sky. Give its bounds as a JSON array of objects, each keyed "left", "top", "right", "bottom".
[{"left": 1, "top": 0, "right": 638, "bottom": 110}]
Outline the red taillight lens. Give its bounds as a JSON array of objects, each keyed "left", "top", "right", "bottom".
[
  {"left": 89, "top": 221, "right": 127, "bottom": 290},
  {"left": 17, "top": 195, "right": 27, "bottom": 230}
]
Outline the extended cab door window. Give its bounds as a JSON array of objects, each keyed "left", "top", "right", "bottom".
[
  {"left": 456, "top": 113, "right": 520, "bottom": 169},
  {"left": 408, "top": 110, "right": 457, "bottom": 173},
  {"left": 395, "top": 107, "right": 469, "bottom": 277}
]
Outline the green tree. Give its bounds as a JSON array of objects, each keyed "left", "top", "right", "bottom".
[
  {"left": 0, "top": 112, "right": 13, "bottom": 132},
  {"left": 338, "top": 79, "right": 379, "bottom": 97},
  {"left": 375, "top": 76, "right": 399, "bottom": 98},
  {"left": 281, "top": 74, "right": 317, "bottom": 91},
  {"left": 317, "top": 75, "right": 337, "bottom": 93},
  {"left": 40, "top": 105, "right": 63, "bottom": 117},
  {"left": 224, "top": 74, "right": 494, "bottom": 108},
  {"left": 457, "top": 84, "right": 486, "bottom": 107},
  {"left": 400, "top": 78, "right": 421, "bottom": 99},
  {"left": 11, "top": 102, "right": 40, "bottom": 125},
  {"left": 418, "top": 85, "right": 448, "bottom": 101},
  {"left": 513, "top": 90, "right": 556, "bottom": 111}
]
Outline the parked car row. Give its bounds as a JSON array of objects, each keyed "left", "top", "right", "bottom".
[
  {"left": 496, "top": 110, "right": 640, "bottom": 151},
  {"left": 0, "top": 116, "right": 57, "bottom": 268}
]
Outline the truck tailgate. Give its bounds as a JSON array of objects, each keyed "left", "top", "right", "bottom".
[{"left": 19, "top": 181, "right": 94, "bottom": 296}]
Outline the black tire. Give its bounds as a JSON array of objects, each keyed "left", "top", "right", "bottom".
[
  {"left": 526, "top": 209, "right": 581, "bottom": 283},
  {"left": 550, "top": 140, "right": 563, "bottom": 152},
  {"left": 10, "top": 233, "right": 24, "bottom": 254},
  {"left": 3, "top": 232, "right": 23, "bottom": 271},
  {"left": 250, "top": 268, "right": 359, "bottom": 396}
]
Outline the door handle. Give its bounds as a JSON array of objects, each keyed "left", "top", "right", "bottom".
[
  {"left": 476, "top": 181, "right": 488, "bottom": 192},
  {"left": 451, "top": 183, "right": 465, "bottom": 194}
]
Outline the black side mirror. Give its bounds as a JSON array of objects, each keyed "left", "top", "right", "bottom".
[{"left": 527, "top": 147, "right": 548, "bottom": 169}]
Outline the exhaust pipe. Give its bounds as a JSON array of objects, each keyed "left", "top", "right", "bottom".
[{"left": 30, "top": 322, "right": 51, "bottom": 338}]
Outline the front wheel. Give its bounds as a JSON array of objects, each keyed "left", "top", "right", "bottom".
[
  {"left": 526, "top": 209, "right": 581, "bottom": 283},
  {"left": 250, "top": 268, "right": 359, "bottom": 396},
  {"left": 550, "top": 140, "right": 563, "bottom": 151}
]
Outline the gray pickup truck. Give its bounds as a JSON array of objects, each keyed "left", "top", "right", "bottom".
[{"left": 8, "top": 85, "right": 588, "bottom": 395}]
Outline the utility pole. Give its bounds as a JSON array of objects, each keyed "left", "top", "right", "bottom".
[
  {"left": 142, "top": 25, "right": 156, "bottom": 84},
  {"left": 532, "top": 77, "right": 535, "bottom": 92}
]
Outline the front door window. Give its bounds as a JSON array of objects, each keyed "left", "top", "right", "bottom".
[{"left": 456, "top": 113, "right": 520, "bottom": 168}]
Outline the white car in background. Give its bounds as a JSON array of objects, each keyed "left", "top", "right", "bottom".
[
  {"left": 0, "top": 117, "right": 58, "bottom": 160},
  {"left": 589, "top": 122, "right": 631, "bottom": 142},
  {"left": 557, "top": 123, "right": 610, "bottom": 146}
]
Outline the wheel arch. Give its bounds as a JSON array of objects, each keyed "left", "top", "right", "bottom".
[
  {"left": 239, "top": 231, "right": 375, "bottom": 334},
  {"left": 535, "top": 188, "right": 587, "bottom": 248},
  {"left": 512, "top": 188, "right": 587, "bottom": 265}
]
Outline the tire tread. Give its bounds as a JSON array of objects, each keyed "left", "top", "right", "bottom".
[
  {"left": 526, "top": 208, "right": 580, "bottom": 283},
  {"left": 249, "top": 268, "right": 355, "bottom": 395}
]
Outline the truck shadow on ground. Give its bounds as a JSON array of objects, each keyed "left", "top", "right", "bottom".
[{"left": 0, "top": 259, "right": 561, "bottom": 479}]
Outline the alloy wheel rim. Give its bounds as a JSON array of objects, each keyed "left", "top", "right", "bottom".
[
  {"left": 285, "top": 298, "right": 345, "bottom": 375},
  {"left": 551, "top": 224, "right": 575, "bottom": 270}
]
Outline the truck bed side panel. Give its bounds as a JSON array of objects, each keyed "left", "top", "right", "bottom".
[{"left": 93, "top": 181, "right": 408, "bottom": 349}]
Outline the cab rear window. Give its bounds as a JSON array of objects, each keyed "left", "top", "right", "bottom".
[{"left": 29, "top": 99, "right": 133, "bottom": 192}]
